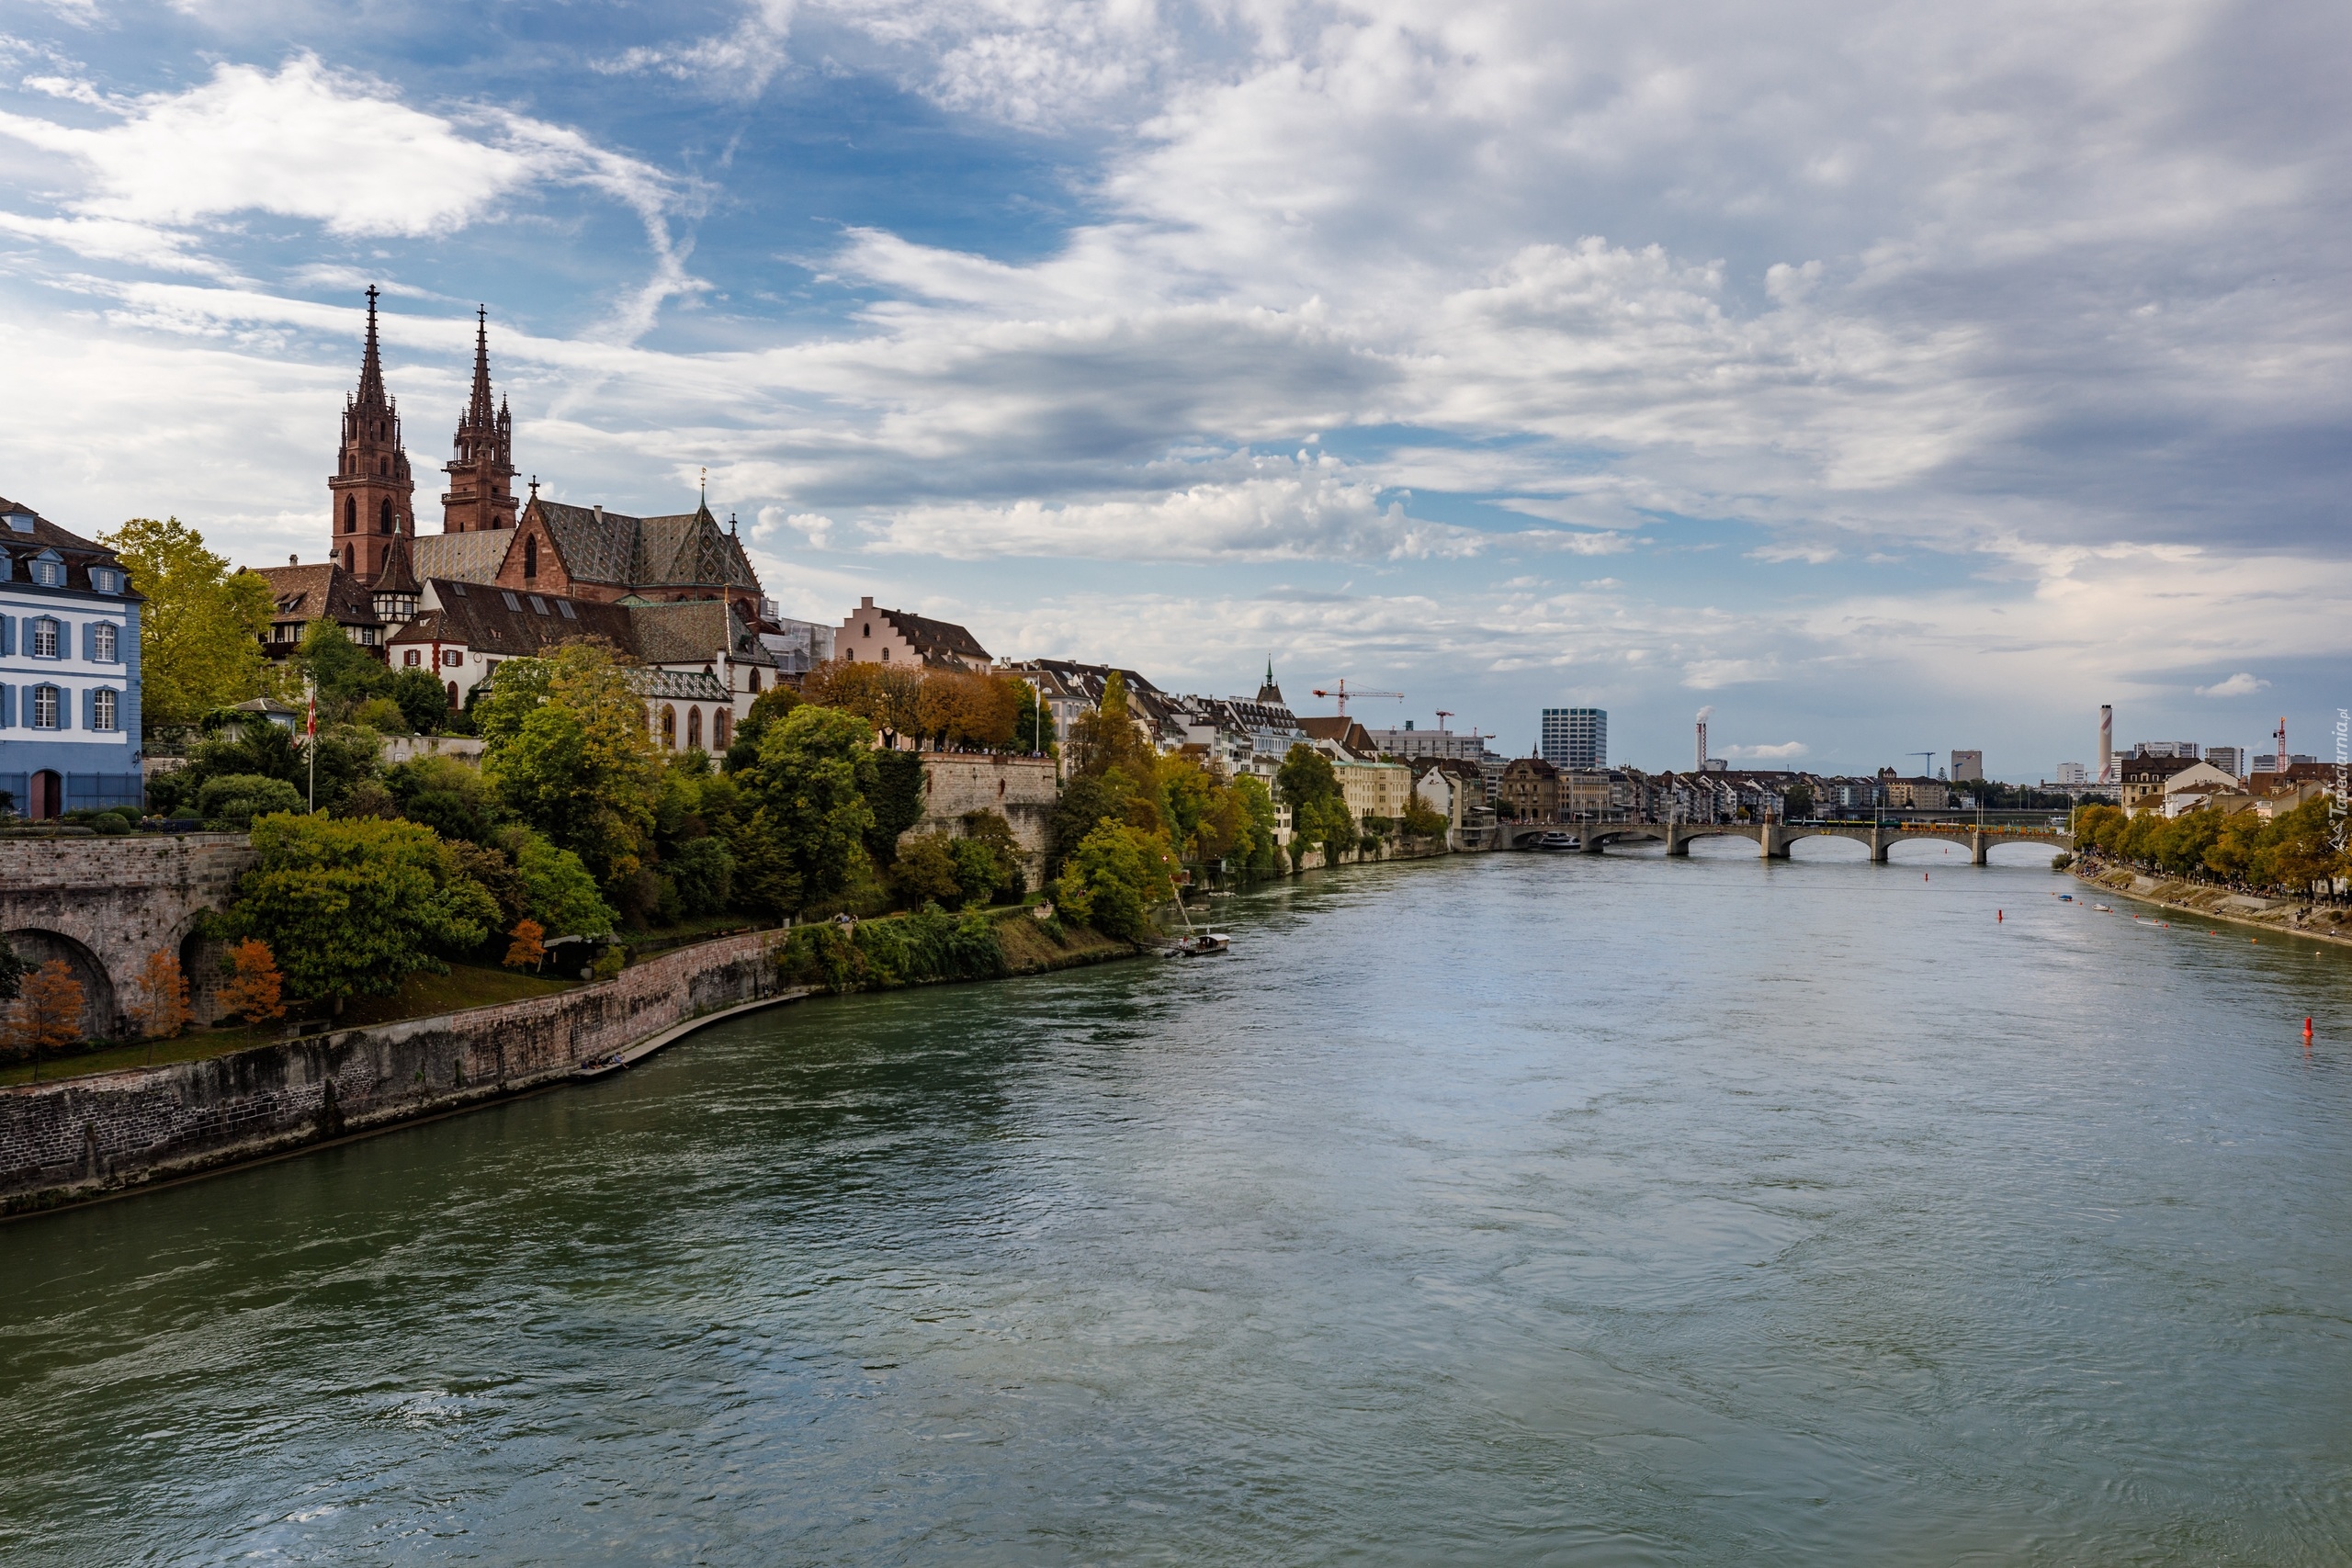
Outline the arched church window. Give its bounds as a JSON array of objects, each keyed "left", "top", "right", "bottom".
[
  {"left": 660, "top": 705, "right": 677, "bottom": 749},
  {"left": 524, "top": 536, "right": 537, "bottom": 579},
  {"left": 687, "top": 706, "right": 703, "bottom": 750},
  {"left": 379, "top": 499, "right": 394, "bottom": 534},
  {"left": 714, "top": 708, "right": 732, "bottom": 749},
  {"left": 748, "top": 670, "right": 761, "bottom": 694},
  {"left": 345, "top": 497, "right": 356, "bottom": 534},
  {"left": 344, "top": 544, "right": 355, "bottom": 571}
]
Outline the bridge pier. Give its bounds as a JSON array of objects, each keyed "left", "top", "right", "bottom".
[
  {"left": 1664, "top": 825, "right": 1690, "bottom": 856},
  {"left": 1869, "top": 829, "right": 1891, "bottom": 863},
  {"left": 1758, "top": 825, "right": 1791, "bottom": 859},
  {"left": 1971, "top": 830, "right": 1989, "bottom": 866}
]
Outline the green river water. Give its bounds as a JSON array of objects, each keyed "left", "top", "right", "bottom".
[{"left": 4, "top": 842, "right": 2349, "bottom": 1563}]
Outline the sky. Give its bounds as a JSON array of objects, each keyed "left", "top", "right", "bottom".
[{"left": 0, "top": 0, "right": 2344, "bottom": 777}]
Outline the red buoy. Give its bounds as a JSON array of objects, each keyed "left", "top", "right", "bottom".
[{"left": 1997, "top": 909, "right": 2004, "bottom": 921}]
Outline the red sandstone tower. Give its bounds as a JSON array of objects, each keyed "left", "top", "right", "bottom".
[
  {"left": 327, "top": 287, "right": 416, "bottom": 586},
  {"left": 441, "top": 307, "right": 517, "bottom": 534}
]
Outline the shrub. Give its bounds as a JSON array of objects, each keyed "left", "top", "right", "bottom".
[
  {"left": 89, "top": 812, "right": 131, "bottom": 835},
  {"left": 126, "top": 951, "right": 190, "bottom": 1040},
  {"left": 667, "top": 836, "right": 736, "bottom": 918},
  {"left": 198, "top": 773, "right": 306, "bottom": 828},
  {"left": 891, "top": 832, "right": 964, "bottom": 907}
]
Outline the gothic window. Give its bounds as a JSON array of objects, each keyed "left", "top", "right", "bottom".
[
  {"left": 447, "top": 681, "right": 458, "bottom": 706},
  {"left": 524, "top": 536, "right": 537, "bottom": 579},
  {"left": 345, "top": 497, "right": 356, "bottom": 534},
  {"left": 687, "top": 706, "right": 704, "bottom": 750},
  {"left": 880, "top": 646, "right": 890, "bottom": 662},
  {"left": 93, "top": 688, "right": 118, "bottom": 731},
  {"left": 344, "top": 544, "right": 355, "bottom": 571},
  {"left": 30, "top": 684, "right": 59, "bottom": 729},
  {"left": 379, "top": 499, "right": 394, "bottom": 534},
  {"left": 714, "top": 708, "right": 731, "bottom": 749},
  {"left": 93, "top": 623, "right": 117, "bottom": 662},
  {"left": 660, "top": 705, "right": 677, "bottom": 749},
  {"left": 748, "top": 669, "right": 761, "bottom": 694},
  {"left": 28, "top": 617, "right": 59, "bottom": 658}
]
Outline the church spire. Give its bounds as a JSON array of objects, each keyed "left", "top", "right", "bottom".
[
  {"left": 443, "top": 307, "right": 519, "bottom": 534},
  {"left": 330, "top": 286, "right": 415, "bottom": 588}
]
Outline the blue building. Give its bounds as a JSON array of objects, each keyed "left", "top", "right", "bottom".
[
  {"left": 0, "top": 498, "right": 144, "bottom": 818},
  {"left": 1539, "top": 706, "right": 1607, "bottom": 771}
]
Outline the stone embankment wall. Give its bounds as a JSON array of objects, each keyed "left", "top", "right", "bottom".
[
  {"left": 909, "top": 755, "right": 1058, "bottom": 881},
  {"left": 0, "top": 930, "right": 778, "bottom": 1214},
  {"left": 0, "top": 834, "right": 254, "bottom": 1034},
  {"left": 2075, "top": 863, "right": 2352, "bottom": 949}
]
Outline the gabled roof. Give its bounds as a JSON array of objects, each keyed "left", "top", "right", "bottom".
[
  {"left": 390, "top": 579, "right": 635, "bottom": 657},
  {"left": 0, "top": 496, "right": 138, "bottom": 597},
  {"left": 1502, "top": 756, "right": 1559, "bottom": 778},
  {"left": 253, "top": 561, "right": 380, "bottom": 625},
  {"left": 628, "top": 597, "right": 776, "bottom": 668},
  {"left": 876, "top": 604, "right": 991, "bottom": 666},
  {"left": 1300, "top": 716, "right": 1377, "bottom": 758},
  {"left": 532, "top": 499, "right": 762, "bottom": 592}
]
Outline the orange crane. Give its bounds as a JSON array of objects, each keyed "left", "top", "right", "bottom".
[{"left": 1311, "top": 679, "right": 1403, "bottom": 716}]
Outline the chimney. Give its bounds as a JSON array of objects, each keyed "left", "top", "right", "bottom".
[
  {"left": 2098, "top": 704, "right": 2113, "bottom": 783},
  {"left": 288, "top": 554, "right": 298, "bottom": 565},
  {"left": 594, "top": 504, "right": 604, "bottom": 524},
  {"left": 861, "top": 595, "right": 875, "bottom": 609}
]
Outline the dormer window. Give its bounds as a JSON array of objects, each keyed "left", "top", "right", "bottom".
[
  {"left": 528, "top": 595, "right": 548, "bottom": 615},
  {"left": 4, "top": 512, "right": 33, "bottom": 533},
  {"left": 556, "top": 599, "right": 575, "bottom": 620},
  {"left": 31, "top": 553, "right": 62, "bottom": 588},
  {"left": 503, "top": 591, "right": 522, "bottom": 611},
  {"left": 90, "top": 567, "right": 119, "bottom": 593}
]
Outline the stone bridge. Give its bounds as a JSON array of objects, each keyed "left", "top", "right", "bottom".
[
  {"left": 1494, "top": 819, "right": 2073, "bottom": 864},
  {"left": 0, "top": 834, "right": 255, "bottom": 1037}
]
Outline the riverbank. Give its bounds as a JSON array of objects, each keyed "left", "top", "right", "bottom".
[
  {"left": 2071, "top": 860, "right": 2352, "bottom": 949},
  {"left": 0, "top": 907, "right": 1142, "bottom": 1218}
]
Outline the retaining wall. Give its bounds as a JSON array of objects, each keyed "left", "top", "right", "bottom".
[
  {"left": 908, "top": 755, "right": 1058, "bottom": 882},
  {"left": 0, "top": 929, "right": 778, "bottom": 1214},
  {"left": 0, "top": 834, "right": 254, "bottom": 1034}
]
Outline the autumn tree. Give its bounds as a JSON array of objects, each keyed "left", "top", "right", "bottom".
[
  {"left": 101, "top": 516, "right": 272, "bottom": 728},
  {"left": 805, "top": 659, "right": 923, "bottom": 747},
  {"left": 6, "top": 960, "right": 87, "bottom": 1061},
  {"left": 1066, "top": 671, "right": 1158, "bottom": 782},
  {"left": 217, "top": 939, "right": 286, "bottom": 1023},
  {"left": 503, "top": 919, "right": 548, "bottom": 971},
  {"left": 126, "top": 952, "right": 191, "bottom": 1040}
]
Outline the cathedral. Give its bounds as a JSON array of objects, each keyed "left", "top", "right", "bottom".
[{"left": 248, "top": 291, "right": 788, "bottom": 749}]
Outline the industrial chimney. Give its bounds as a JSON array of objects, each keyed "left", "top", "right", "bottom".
[
  {"left": 2098, "top": 705, "right": 2113, "bottom": 784},
  {"left": 1695, "top": 707, "right": 1712, "bottom": 772}
]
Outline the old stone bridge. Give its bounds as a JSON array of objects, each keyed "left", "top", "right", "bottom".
[
  {"left": 1494, "top": 818, "right": 2073, "bottom": 864},
  {"left": 0, "top": 834, "right": 255, "bottom": 1037}
]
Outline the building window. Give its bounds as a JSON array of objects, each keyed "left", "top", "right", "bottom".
[
  {"left": 686, "top": 706, "right": 703, "bottom": 750},
  {"left": 403, "top": 649, "right": 421, "bottom": 667},
  {"left": 379, "top": 499, "right": 394, "bottom": 534},
  {"left": 879, "top": 646, "right": 889, "bottom": 661},
  {"left": 33, "top": 558, "right": 62, "bottom": 587},
  {"left": 443, "top": 649, "right": 462, "bottom": 668},
  {"left": 29, "top": 684, "right": 59, "bottom": 729},
  {"left": 528, "top": 596, "right": 548, "bottom": 615},
  {"left": 344, "top": 497, "right": 356, "bottom": 534},
  {"left": 862, "top": 622, "right": 871, "bottom": 637},
  {"left": 714, "top": 708, "right": 731, "bottom": 749},
  {"left": 503, "top": 592, "right": 522, "bottom": 611},
  {"left": 748, "top": 669, "right": 761, "bottom": 694},
  {"left": 90, "top": 569, "right": 118, "bottom": 593},
  {"left": 92, "top": 623, "right": 117, "bottom": 662},
  {"left": 556, "top": 598, "right": 574, "bottom": 620},
  {"left": 524, "top": 536, "right": 537, "bottom": 579},
  {"left": 93, "top": 687, "right": 117, "bottom": 731},
  {"left": 29, "top": 617, "right": 60, "bottom": 658},
  {"left": 447, "top": 681, "right": 458, "bottom": 706},
  {"left": 660, "top": 705, "right": 677, "bottom": 749},
  {"left": 344, "top": 545, "right": 355, "bottom": 571}
]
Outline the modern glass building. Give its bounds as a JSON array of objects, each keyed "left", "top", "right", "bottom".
[{"left": 1539, "top": 707, "right": 1606, "bottom": 770}]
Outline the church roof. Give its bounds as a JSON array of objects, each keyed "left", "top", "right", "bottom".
[
  {"left": 392, "top": 581, "right": 776, "bottom": 670},
  {"left": 253, "top": 561, "right": 380, "bottom": 625},
  {"left": 628, "top": 597, "right": 776, "bottom": 668},
  {"left": 410, "top": 531, "right": 514, "bottom": 584},
  {"left": 531, "top": 499, "right": 762, "bottom": 592}
]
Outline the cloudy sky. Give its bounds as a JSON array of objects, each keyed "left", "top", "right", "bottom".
[{"left": 0, "top": 0, "right": 2343, "bottom": 774}]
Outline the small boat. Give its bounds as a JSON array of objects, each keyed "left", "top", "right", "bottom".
[
  {"left": 1165, "top": 932, "right": 1231, "bottom": 957},
  {"left": 2094, "top": 904, "right": 2112, "bottom": 912},
  {"left": 2059, "top": 894, "right": 2074, "bottom": 901},
  {"left": 1534, "top": 830, "right": 1581, "bottom": 851}
]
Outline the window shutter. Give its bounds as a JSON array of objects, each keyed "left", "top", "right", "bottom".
[
  {"left": 82, "top": 686, "right": 96, "bottom": 730},
  {"left": 0, "top": 683, "right": 12, "bottom": 728},
  {"left": 0, "top": 615, "right": 11, "bottom": 656},
  {"left": 82, "top": 621, "right": 96, "bottom": 661}
]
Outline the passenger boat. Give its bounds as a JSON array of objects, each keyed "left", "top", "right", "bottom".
[
  {"left": 1534, "top": 830, "right": 1581, "bottom": 851},
  {"left": 1165, "top": 932, "right": 1231, "bottom": 956}
]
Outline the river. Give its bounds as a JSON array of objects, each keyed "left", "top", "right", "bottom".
[{"left": 5, "top": 841, "right": 2350, "bottom": 1564}]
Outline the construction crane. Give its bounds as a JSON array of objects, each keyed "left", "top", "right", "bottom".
[
  {"left": 1434, "top": 709, "right": 1453, "bottom": 731},
  {"left": 1311, "top": 678, "right": 1403, "bottom": 716},
  {"left": 1908, "top": 750, "right": 1936, "bottom": 776}
]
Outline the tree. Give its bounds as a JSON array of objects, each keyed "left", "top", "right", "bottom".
[
  {"left": 513, "top": 831, "right": 617, "bottom": 936},
  {"left": 232, "top": 815, "right": 501, "bottom": 1003},
  {"left": 296, "top": 620, "right": 392, "bottom": 712},
  {"left": 805, "top": 659, "right": 922, "bottom": 747},
  {"left": 740, "top": 704, "right": 880, "bottom": 908},
  {"left": 101, "top": 517, "right": 270, "bottom": 728},
  {"left": 503, "top": 919, "right": 547, "bottom": 971},
  {"left": 1401, "top": 789, "right": 1449, "bottom": 840},
  {"left": 891, "top": 832, "right": 965, "bottom": 907},
  {"left": 479, "top": 643, "right": 661, "bottom": 889},
  {"left": 5, "top": 960, "right": 86, "bottom": 1061},
  {"left": 864, "top": 750, "right": 927, "bottom": 868},
  {"left": 125, "top": 951, "right": 191, "bottom": 1041},
  {"left": 957, "top": 808, "right": 1026, "bottom": 901},
  {"left": 723, "top": 686, "right": 801, "bottom": 773},
  {"left": 1012, "top": 679, "right": 1054, "bottom": 755},
  {"left": 1053, "top": 820, "right": 1177, "bottom": 942},
  {"left": 217, "top": 939, "right": 286, "bottom": 1023},
  {"left": 388, "top": 667, "right": 451, "bottom": 736},
  {"left": 0, "top": 935, "right": 26, "bottom": 1005},
  {"left": 386, "top": 752, "right": 499, "bottom": 845},
  {"left": 1067, "top": 671, "right": 1158, "bottom": 782},
  {"left": 667, "top": 836, "right": 735, "bottom": 917},
  {"left": 1276, "top": 743, "right": 1355, "bottom": 863}
]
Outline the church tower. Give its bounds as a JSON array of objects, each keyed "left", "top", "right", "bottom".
[
  {"left": 327, "top": 287, "right": 416, "bottom": 585},
  {"left": 441, "top": 307, "right": 517, "bottom": 534}
]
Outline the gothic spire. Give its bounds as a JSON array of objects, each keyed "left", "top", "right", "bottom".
[
  {"left": 356, "top": 285, "right": 388, "bottom": 409},
  {"left": 466, "top": 305, "right": 495, "bottom": 430}
]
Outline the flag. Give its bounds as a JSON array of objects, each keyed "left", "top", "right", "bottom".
[{"left": 306, "top": 692, "right": 315, "bottom": 739}]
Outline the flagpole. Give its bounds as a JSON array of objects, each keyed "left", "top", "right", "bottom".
[{"left": 305, "top": 676, "right": 317, "bottom": 813}]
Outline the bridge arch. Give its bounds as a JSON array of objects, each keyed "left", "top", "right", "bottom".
[{"left": 3, "top": 927, "right": 118, "bottom": 1038}]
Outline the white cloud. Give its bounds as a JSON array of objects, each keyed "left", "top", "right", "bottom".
[
  {"left": 2197, "top": 671, "right": 2269, "bottom": 698},
  {"left": 1725, "top": 740, "right": 1808, "bottom": 760}
]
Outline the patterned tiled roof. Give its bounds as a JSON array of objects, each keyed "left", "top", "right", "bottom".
[
  {"left": 411, "top": 531, "right": 514, "bottom": 585},
  {"left": 626, "top": 667, "right": 729, "bottom": 702},
  {"left": 628, "top": 598, "right": 775, "bottom": 667},
  {"left": 531, "top": 500, "right": 761, "bottom": 592}
]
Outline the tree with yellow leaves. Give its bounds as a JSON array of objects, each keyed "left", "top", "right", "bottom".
[{"left": 125, "top": 951, "right": 191, "bottom": 1042}]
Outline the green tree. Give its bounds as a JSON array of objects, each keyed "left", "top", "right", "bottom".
[
  {"left": 863, "top": 750, "right": 927, "bottom": 867},
  {"left": 232, "top": 814, "right": 500, "bottom": 1003},
  {"left": 739, "top": 704, "right": 879, "bottom": 911},
  {"left": 891, "top": 832, "right": 965, "bottom": 907},
  {"left": 386, "top": 752, "right": 500, "bottom": 845},
  {"left": 295, "top": 619, "right": 392, "bottom": 710},
  {"left": 1067, "top": 671, "right": 1158, "bottom": 783},
  {"left": 667, "top": 836, "right": 735, "bottom": 918},
  {"left": 195, "top": 773, "right": 305, "bottom": 828},
  {"left": 389, "top": 667, "right": 451, "bottom": 735},
  {"left": 514, "top": 830, "right": 617, "bottom": 936},
  {"left": 479, "top": 643, "right": 661, "bottom": 888},
  {"left": 0, "top": 935, "right": 24, "bottom": 1005},
  {"left": 101, "top": 516, "right": 270, "bottom": 728},
  {"left": 1276, "top": 743, "right": 1355, "bottom": 863},
  {"left": 1053, "top": 819, "right": 1177, "bottom": 942}
]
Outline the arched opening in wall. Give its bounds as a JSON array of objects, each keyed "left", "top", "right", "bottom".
[
  {"left": 379, "top": 499, "right": 394, "bottom": 535},
  {"left": 524, "top": 536, "right": 537, "bottom": 579},
  {"left": 344, "top": 497, "right": 356, "bottom": 534},
  {"left": 343, "top": 545, "right": 355, "bottom": 571},
  {"left": 686, "top": 706, "right": 703, "bottom": 750},
  {"left": 4, "top": 927, "right": 119, "bottom": 1039},
  {"left": 660, "top": 705, "right": 676, "bottom": 749},
  {"left": 447, "top": 680, "right": 459, "bottom": 707},
  {"left": 178, "top": 924, "right": 225, "bottom": 1028},
  {"left": 1782, "top": 833, "right": 1870, "bottom": 862},
  {"left": 713, "top": 708, "right": 731, "bottom": 749},
  {"left": 28, "top": 769, "right": 62, "bottom": 820}
]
